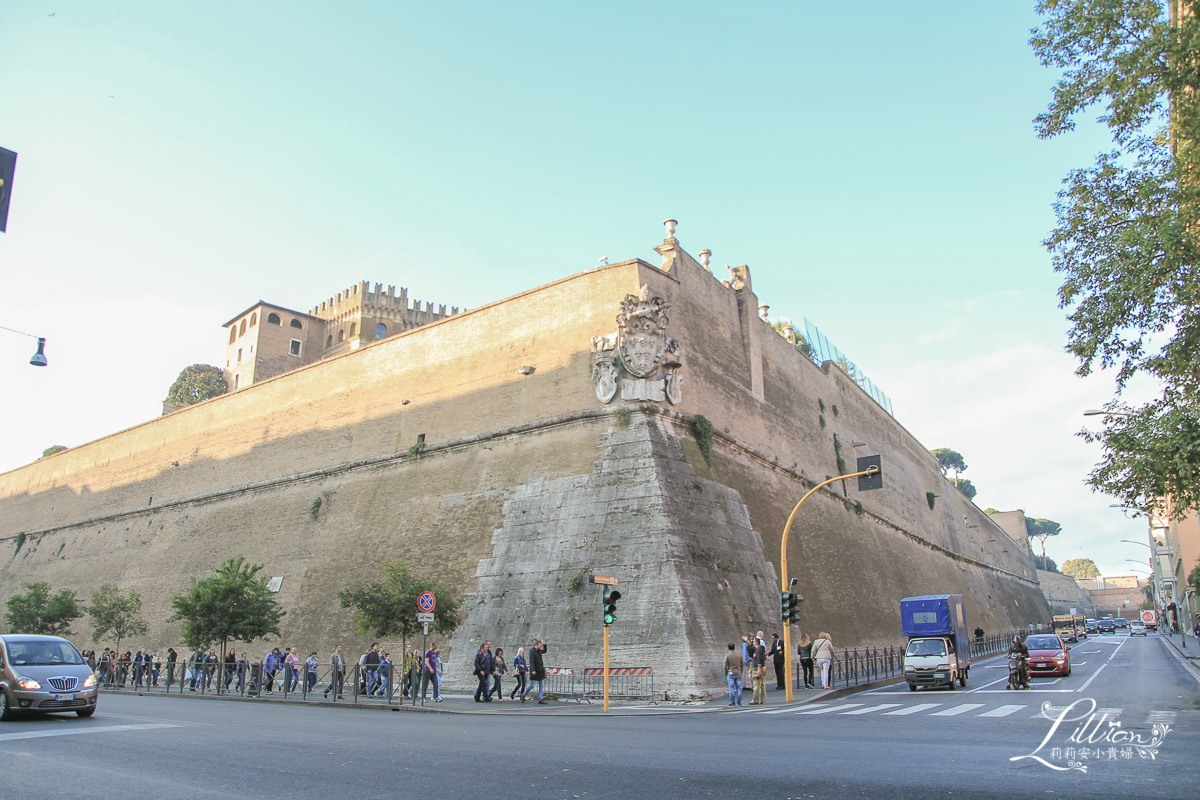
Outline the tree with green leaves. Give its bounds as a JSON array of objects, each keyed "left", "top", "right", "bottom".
[
  {"left": 1026, "top": 517, "right": 1063, "bottom": 557},
  {"left": 87, "top": 584, "right": 149, "bottom": 654},
  {"left": 166, "top": 364, "right": 228, "bottom": 406},
  {"left": 3, "top": 581, "right": 84, "bottom": 636},
  {"left": 1031, "top": 1, "right": 1200, "bottom": 516},
  {"left": 337, "top": 560, "right": 461, "bottom": 653},
  {"left": 954, "top": 478, "right": 978, "bottom": 501},
  {"left": 930, "top": 449, "right": 968, "bottom": 481},
  {"left": 169, "top": 556, "right": 284, "bottom": 659},
  {"left": 41, "top": 445, "right": 67, "bottom": 458},
  {"left": 1060, "top": 557, "right": 1102, "bottom": 580},
  {"left": 1033, "top": 555, "right": 1059, "bottom": 573}
]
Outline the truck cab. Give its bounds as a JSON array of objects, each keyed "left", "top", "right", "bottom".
[{"left": 904, "top": 635, "right": 966, "bottom": 690}]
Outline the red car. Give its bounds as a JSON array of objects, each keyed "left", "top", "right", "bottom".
[{"left": 1024, "top": 633, "right": 1071, "bottom": 677}]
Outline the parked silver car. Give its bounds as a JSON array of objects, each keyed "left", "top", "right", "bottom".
[{"left": 0, "top": 634, "right": 99, "bottom": 719}]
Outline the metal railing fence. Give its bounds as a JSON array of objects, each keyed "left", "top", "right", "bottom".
[{"left": 581, "top": 666, "right": 654, "bottom": 702}]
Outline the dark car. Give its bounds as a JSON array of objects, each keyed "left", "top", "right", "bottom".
[
  {"left": 0, "top": 634, "right": 99, "bottom": 719},
  {"left": 1097, "top": 618, "right": 1115, "bottom": 633},
  {"left": 1114, "top": 618, "right": 1128, "bottom": 629},
  {"left": 1025, "top": 633, "right": 1071, "bottom": 678}
]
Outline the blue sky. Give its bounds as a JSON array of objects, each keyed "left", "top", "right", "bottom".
[{"left": 0, "top": 1, "right": 1159, "bottom": 579}]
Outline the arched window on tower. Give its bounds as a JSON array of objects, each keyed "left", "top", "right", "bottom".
[
  {"left": 250, "top": 313, "right": 257, "bottom": 327},
  {"left": 239, "top": 319, "right": 247, "bottom": 336},
  {"left": 339, "top": 330, "right": 346, "bottom": 342},
  {"left": 267, "top": 313, "right": 281, "bottom": 325},
  {"left": 290, "top": 319, "right": 302, "bottom": 329},
  {"left": 326, "top": 335, "right": 333, "bottom": 348},
  {"left": 229, "top": 327, "right": 236, "bottom": 344},
  {"left": 375, "top": 323, "right": 387, "bottom": 338},
  {"left": 349, "top": 323, "right": 357, "bottom": 337}
]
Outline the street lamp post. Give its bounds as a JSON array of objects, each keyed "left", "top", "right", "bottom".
[{"left": 0, "top": 324, "right": 48, "bottom": 366}]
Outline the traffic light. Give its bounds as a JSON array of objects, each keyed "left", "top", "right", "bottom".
[
  {"left": 788, "top": 592, "right": 803, "bottom": 623},
  {"left": 779, "top": 591, "right": 790, "bottom": 622},
  {"left": 603, "top": 589, "right": 621, "bottom": 625}
]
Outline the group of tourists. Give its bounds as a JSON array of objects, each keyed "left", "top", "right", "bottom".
[
  {"left": 722, "top": 630, "right": 834, "bottom": 706},
  {"left": 471, "top": 639, "right": 549, "bottom": 704}
]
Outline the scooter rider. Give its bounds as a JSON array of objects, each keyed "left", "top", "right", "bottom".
[{"left": 1007, "top": 635, "right": 1030, "bottom": 689}]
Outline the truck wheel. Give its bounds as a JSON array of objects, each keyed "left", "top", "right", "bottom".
[
  {"left": 946, "top": 678, "right": 955, "bottom": 691},
  {"left": 958, "top": 672, "right": 967, "bottom": 688}
]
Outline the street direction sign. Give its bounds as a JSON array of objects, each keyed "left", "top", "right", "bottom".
[
  {"left": 588, "top": 575, "right": 618, "bottom": 585},
  {"left": 417, "top": 612, "right": 434, "bottom": 623},
  {"left": 418, "top": 591, "right": 436, "bottom": 612}
]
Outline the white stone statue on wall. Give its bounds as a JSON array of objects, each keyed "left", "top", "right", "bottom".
[{"left": 590, "top": 285, "right": 683, "bottom": 405}]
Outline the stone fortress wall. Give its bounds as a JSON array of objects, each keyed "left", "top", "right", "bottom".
[{"left": 0, "top": 228, "right": 1050, "bottom": 697}]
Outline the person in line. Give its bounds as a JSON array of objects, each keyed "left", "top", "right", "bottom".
[
  {"left": 325, "top": 645, "right": 346, "bottom": 699},
  {"left": 509, "top": 647, "right": 528, "bottom": 700},
  {"left": 521, "top": 639, "right": 548, "bottom": 704},
  {"left": 362, "top": 643, "right": 381, "bottom": 697},
  {"left": 285, "top": 647, "right": 301, "bottom": 693},
  {"left": 473, "top": 641, "right": 494, "bottom": 702},
  {"left": 188, "top": 648, "right": 204, "bottom": 691},
  {"left": 204, "top": 649, "right": 218, "bottom": 690},
  {"left": 151, "top": 651, "right": 162, "bottom": 687},
  {"left": 740, "top": 634, "right": 752, "bottom": 697},
  {"left": 723, "top": 642, "right": 743, "bottom": 706},
  {"left": 378, "top": 651, "right": 393, "bottom": 697},
  {"left": 492, "top": 647, "right": 507, "bottom": 702},
  {"left": 974, "top": 626, "right": 985, "bottom": 642},
  {"left": 812, "top": 632, "right": 834, "bottom": 690},
  {"left": 263, "top": 648, "right": 280, "bottom": 694},
  {"left": 769, "top": 633, "right": 786, "bottom": 691},
  {"left": 236, "top": 652, "right": 249, "bottom": 694},
  {"left": 797, "top": 634, "right": 815, "bottom": 690},
  {"left": 305, "top": 651, "right": 320, "bottom": 694},
  {"left": 421, "top": 642, "right": 439, "bottom": 701},
  {"left": 224, "top": 649, "right": 237, "bottom": 694},
  {"left": 165, "top": 648, "right": 177, "bottom": 690},
  {"left": 750, "top": 634, "right": 767, "bottom": 705}
]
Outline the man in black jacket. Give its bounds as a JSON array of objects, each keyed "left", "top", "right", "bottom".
[
  {"left": 521, "top": 640, "right": 548, "bottom": 704},
  {"left": 473, "top": 642, "right": 494, "bottom": 702},
  {"left": 769, "top": 634, "right": 786, "bottom": 690}
]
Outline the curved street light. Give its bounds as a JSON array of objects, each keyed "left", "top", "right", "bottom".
[{"left": 0, "top": 324, "right": 47, "bottom": 366}]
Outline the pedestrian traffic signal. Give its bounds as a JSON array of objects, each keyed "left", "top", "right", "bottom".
[{"left": 603, "top": 588, "right": 621, "bottom": 625}]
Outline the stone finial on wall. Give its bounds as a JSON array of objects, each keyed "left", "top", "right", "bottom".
[
  {"left": 698, "top": 249, "right": 712, "bottom": 271},
  {"left": 590, "top": 285, "right": 683, "bottom": 405}
]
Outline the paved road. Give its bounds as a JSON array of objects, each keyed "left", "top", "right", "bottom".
[{"left": 0, "top": 635, "right": 1195, "bottom": 799}]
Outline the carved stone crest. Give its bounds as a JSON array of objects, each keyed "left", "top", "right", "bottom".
[{"left": 590, "top": 285, "right": 683, "bottom": 406}]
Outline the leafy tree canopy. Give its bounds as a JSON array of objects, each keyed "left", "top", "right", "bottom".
[
  {"left": 930, "top": 448, "right": 967, "bottom": 478},
  {"left": 1032, "top": 1, "right": 1200, "bottom": 516},
  {"left": 41, "top": 445, "right": 67, "bottom": 458},
  {"left": 87, "top": 584, "right": 149, "bottom": 654},
  {"left": 1026, "top": 517, "right": 1064, "bottom": 556},
  {"left": 1061, "top": 557, "right": 1102, "bottom": 579},
  {"left": 4, "top": 581, "right": 84, "bottom": 636},
  {"left": 954, "top": 478, "right": 978, "bottom": 500},
  {"left": 1033, "top": 554, "right": 1060, "bottom": 573},
  {"left": 166, "top": 364, "right": 228, "bottom": 406},
  {"left": 338, "top": 560, "right": 461, "bottom": 652},
  {"left": 169, "top": 556, "right": 284, "bottom": 652}
]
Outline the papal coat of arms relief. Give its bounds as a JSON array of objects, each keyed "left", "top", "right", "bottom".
[{"left": 590, "top": 285, "right": 682, "bottom": 405}]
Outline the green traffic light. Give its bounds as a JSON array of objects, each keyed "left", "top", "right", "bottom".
[
  {"left": 603, "top": 588, "right": 621, "bottom": 626},
  {"left": 604, "top": 613, "right": 615, "bottom": 625}
]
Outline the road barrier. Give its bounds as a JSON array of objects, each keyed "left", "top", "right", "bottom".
[
  {"left": 542, "top": 666, "right": 577, "bottom": 701},
  {"left": 581, "top": 666, "right": 655, "bottom": 702}
]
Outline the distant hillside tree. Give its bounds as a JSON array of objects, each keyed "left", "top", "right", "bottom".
[
  {"left": 1026, "top": 517, "right": 1063, "bottom": 557},
  {"left": 955, "top": 478, "right": 978, "bottom": 500},
  {"left": 1033, "top": 555, "right": 1059, "bottom": 572},
  {"left": 166, "top": 364, "right": 227, "bottom": 406},
  {"left": 41, "top": 445, "right": 67, "bottom": 458},
  {"left": 88, "top": 584, "right": 149, "bottom": 654},
  {"left": 931, "top": 449, "right": 968, "bottom": 481},
  {"left": 4, "top": 581, "right": 84, "bottom": 636},
  {"left": 338, "top": 560, "right": 462, "bottom": 654},
  {"left": 1061, "top": 558, "right": 1101, "bottom": 580},
  {"left": 169, "top": 556, "right": 284, "bottom": 659}
]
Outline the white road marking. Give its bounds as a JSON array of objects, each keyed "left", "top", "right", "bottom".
[
  {"left": 794, "top": 703, "right": 864, "bottom": 715},
  {"left": 840, "top": 703, "right": 902, "bottom": 715},
  {"left": 0, "top": 723, "right": 178, "bottom": 742},
  {"left": 883, "top": 703, "right": 942, "bottom": 715},
  {"left": 965, "top": 675, "right": 1010, "bottom": 692},
  {"left": 1147, "top": 711, "right": 1176, "bottom": 725},
  {"left": 1076, "top": 636, "right": 1127, "bottom": 693},
  {"left": 929, "top": 703, "right": 985, "bottom": 716},
  {"left": 95, "top": 712, "right": 209, "bottom": 726},
  {"left": 761, "top": 703, "right": 828, "bottom": 715},
  {"left": 977, "top": 704, "right": 1026, "bottom": 717}
]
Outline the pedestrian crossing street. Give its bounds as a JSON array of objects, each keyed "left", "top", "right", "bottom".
[{"left": 730, "top": 701, "right": 1174, "bottom": 725}]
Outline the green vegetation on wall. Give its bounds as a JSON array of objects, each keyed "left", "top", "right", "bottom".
[{"left": 693, "top": 415, "right": 715, "bottom": 468}]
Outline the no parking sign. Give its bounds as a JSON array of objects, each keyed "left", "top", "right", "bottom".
[{"left": 418, "top": 591, "right": 436, "bottom": 612}]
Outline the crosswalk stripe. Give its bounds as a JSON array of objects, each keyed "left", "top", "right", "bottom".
[
  {"left": 1147, "top": 711, "right": 1176, "bottom": 724},
  {"left": 761, "top": 703, "right": 828, "bottom": 715},
  {"left": 883, "top": 703, "right": 942, "bottom": 715},
  {"left": 977, "top": 704, "right": 1026, "bottom": 717},
  {"left": 928, "top": 703, "right": 985, "bottom": 716},
  {"left": 840, "top": 703, "right": 902, "bottom": 715},
  {"left": 794, "top": 703, "right": 864, "bottom": 715}
]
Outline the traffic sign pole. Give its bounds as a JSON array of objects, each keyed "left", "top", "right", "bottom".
[{"left": 603, "top": 624, "right": 609, "bottom": 713}]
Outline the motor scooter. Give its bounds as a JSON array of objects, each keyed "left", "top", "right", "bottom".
[{"left": 1006, "top": 653, "right": 1029, "bottom": 690}]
